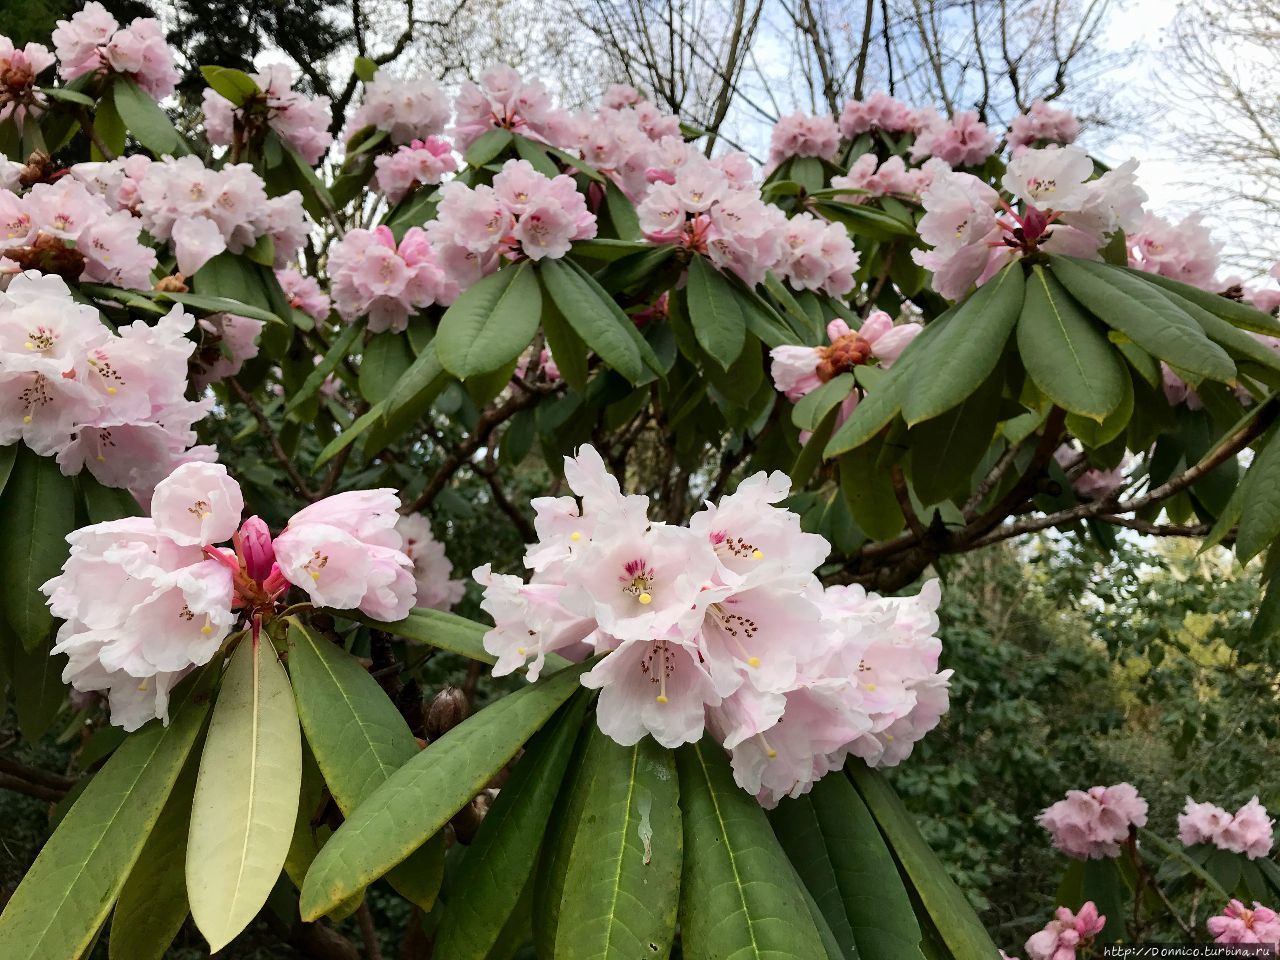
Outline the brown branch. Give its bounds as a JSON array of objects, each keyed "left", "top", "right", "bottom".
[
  {"left": 230, "top": 379, "right": 319, "bottom": 500},
  {"left": 891, "top": 464, "right": 926, "bottom": 540},
  {"left": 474, "top": 460, "right": 537, "bottom": 545},
  {"left": 76, "top": 107, "right": 115, "bottom": 161},
  {"left": 0, "top": 772, "right": 65, "bottom": 803},
  {"left": 356, "top": 900, "right": 383, "bottom": 960},
  {"left": 964, "top": 406, "right": 1067, "bottom": 542},
  {"left": 962, "top": 438, "right": 1024, "bottom": 519},
  {"left": 0, "top": 755, "right": 76, "bottom": 791}
]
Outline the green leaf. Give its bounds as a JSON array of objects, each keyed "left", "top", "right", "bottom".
[
  {"left": 840, "top": 435, "right": 905, "bottom": 541},
  {"left": 187, "top": 637, "right": 302, "bottom": 952},
  {"left": 1153, "top": 286, "right": 1280, "bottom": 379},
  {"left": 1132, "top": 268, "right": 1280, "bottom": 337},
  {"left": 539, "top": 259, "right": 646, "bottom": 383},
  {"left": 0, "top": 672, "right": 212, "bottom": 960},
  {"left": 285, "top": 323, "right": 362, "bottom": 416},
  {"left": 1017, "top": 265, "right": 1126, "bottom": 421},
  {"left": 382, "top": 338, "right": 447, "bottom": 421},
  {"left": 153, "top": 290, "right": 284, "bottom": 326},
  {"left": 435, "top": 693, "right": 590, "bottom": 960},
  {"left": 465, "top": 129, "right": 514, "bottom": 167},
  {"left": 436, "top": 262, "right": 541, "bottom": 379},
  {"left": 792, "top": 373, "right": 855, "bottom": 432},
  {"left": 0, "top": 446, "right": 77, "bottom": 651},
  {"left": 1236, "top": 424, "right": 1280, "bottom": 563},
  {"left": 909, "top": 359, "right": 1004, "bottom": 506},
  {"left": 110, "top": 761, "right": 197, "bottom": 960},
  {"left": 676, "top": 740, "right": 828, "bottom": 960},
  {"left": 1049, "top": 257, "right": 1236, "bottom": 383},
  {"left": 359, "top": 330, "right": 415, "bottom": 403},
  {"left": 314, "top": 400, "right": 386, "bottom": 468},
  {"left": 40, "top": 86, "right": 96, "bottom": 107},
  {"left": 0, "top": 443, "right": 17, "bottom": 497},
  {"left": 847, "top": 764, "right": 998, "bottom": 960},
  {"left": 353, "top": 56, "right": 378, "bottom": 82},
  {"left": 603, "top": 180, "right": 641, "bottom": 239},
  {"left": 686, "top": 255, "right": 748, "bottom": 369},
  {"left": 12, "top": 635, "right": 65, "bottom": 741},
  {"left": 540, "top": 289, "right": 591, "bottom": 391},
  {"left": 554, "top": 728, "right": 682, "bottom": 959},
  {"left": 513, "top": 134, "right": 560, "bottom": 177},
  {"left": 353, "top": 607, "right": 493, "bottom": 661},
  {"left": 286, "top": 620, "right": 442, "bottom": 909},
  {"left": 200, "top": 66, "right": 260, "bottom": 106},
  {"left": 902, "top": 262, "right": 1024, "bottom": 426},
  {"left": 112, "top": 78, "right": 182, "bottom": 156},
  {"left": 82, "top": 476, "right": 141, "bottom": 523},
  {"left": 298, "top": 662, "right": 591, "bottom": 920}
]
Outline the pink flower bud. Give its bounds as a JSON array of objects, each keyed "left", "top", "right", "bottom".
[{"left": 237, "top": 516, "right": 276, "bottom": 583}]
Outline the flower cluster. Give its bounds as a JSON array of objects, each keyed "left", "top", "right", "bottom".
[
  {"left": 767, "top": 111, "right": 841, "bottom": 169},
  {"left": 1179, "top": 796, "right": 1275, "bottom": 859},
  {"left": 373, "top": 136, "right": 458, "bottom": 203},
  {"left": 832, "top": 154, "right": 949, "bottom": 202},
  {"left": 0, "top": 175, "right": 156, "bottom": 288},
  {"left": 190, "top": 313, "right": 263, "bottom": 389},
  {"left": 776, "top": 213, "right": 861, "bottom": 296},
  {"left": 911, "top": 108, "right": 998, "bottom": 167},
  {"left": 71, "top": 154, "right": 151, "bottom": 213},
  {"left": 473, "top": 445, "right": 951, "bottom": 806},
  {"left": 42, "top": 461, "right": 418, "bottom": 730},
  {"left": 396, "top": 512, "right": 465, "bottom": 612},
  {"left": 770, "top": 312, "right": 920, "bottom": 431},
  {"left": 452, "top": 65, "right": 573, "bottom": 151},
  {"left": 1208, "top": 901, "right": 1280, "bottom": 946},
  {"left": 328, "top": 225, "right": 457, "bottom": 332},
  {"left": 912, "top": 146, "right": 1147, "bottom": 299},
  {"left": 1037, "top": 783, "right": 1149, "bottom": 859},
  {"left": 1053, "top": 444, "right": 1129, "bottom": 500},
  {"left": 136, "top": 156, "right": 309, "bottom": 276},
  {"left": 52, "top": 1, "right": 178, "bottom": 99},
  {"left": 1024, "top": 902, "right": 1106, "bottom": 960},
  {"left": 0, "top": 272, "right": 212, "bottom": 491},
  {"left": 562, "top": 91, "right": 682, "bottom": 201},
  {"left": 0, "top": 38, "right": 54, "bottom": 128},
  {"left": 277, "top": 266, "right": 331, "bottom": 322},
  {"left": 1128, "top": 212, "right": 1221, "bottom": 290},
  {"left": 203, "top": 63, "right": 334, "bottom": 166},
  {"left": 427, "top": 158, "right": 597, "bottom": 276},
  {"left": 1007, "top": 99, "right": 1081, "bottom": 155},
  {"left": 352, "top": 75, "right": 451, "bottom": 145},
  {"left": 838, "top": 91, "right": 918, "bottom": 137}
]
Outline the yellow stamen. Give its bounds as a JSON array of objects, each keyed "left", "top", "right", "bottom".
[
  {"left": 201, "top": 624, "right": 213, "bottom": 635},
  {"left": 96, "top": 455, "right": 105, "bottom": 462},
  {"left": 106, "top": 386, "right": 117, "bottom": 395},
  {"left": 655, "top": 694, "right": 669, "bottom": 704},
  {"left": 747, "top": 656, "right": 761, "bottom": 668},
  {"left": 516, "top": 646, "right": 526, "bottom": 655},
  {"left": 638, "top": 592, "right": 652, "bottom": 605},
  {"left": 865, "top": 682, "right": 876, "bottom": 692},
  {"left": 570, "top": 531, "right": 582, "bottom": 541},
  {"left": 309, "top": 570, "right": 321, "bottom": 581},
  {"left": 885, "top": 733, "right": 894, "bottom": 742},
  {"left": 23, "top": 415, "right": 32, "bottom": 423},
  {"left": 751, "top": 548, "right": 764, "bottom": 560},
  {"left": 24, "top": 341, "right": 34, "bottom": 349}
]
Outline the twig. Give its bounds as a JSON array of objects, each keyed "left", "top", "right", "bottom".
[
  {"left": 356, "top": 899, "right": 383, "bottom": 960},
  {"left": 891, "top": 464, "right": 926, "bottom": 540},
  {"left": 0, "top": 772, "right": 65, "bottom": 803},
  {"left": 962, "top": 439, "right": 1024, "bottom": 518},
  {"left": 230, "top": 379, "right": 319, "bottom": 500},
  {"left": 0, "top": 755, "right": 76, "bottom": 791},
  {"left": 76, "top": 107, "right": 115, "bottom": 160}
]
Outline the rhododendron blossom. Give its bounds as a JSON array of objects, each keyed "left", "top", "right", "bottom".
[
  {"left": 42, "top": 464, "right": 418, "bottom": 730},
  {"left": 1128, "top": 212, "right": 1221, "bottom": 290},
  {"left": 473, "top": 445, "right": 951, "bottom": 804},
  {"left": 839, "top": 91, "right": 917, "bottom": 137},
  {"left": 1179, "top": 796, "right": 1275, "bottom": 859},
  {"left": 0, "top": 38, "right": 54, "bottom": 128},
  {"left": 52, "top": 2, "right": 178, "bottom": 99},
  {"left": 767, "top": 112, "right": 841, "bottom": 169},
  {"left": 832, "top": 154, "right": 950, "bottom": 202},
  {"left": 191, "top": 313, "right": 263, "bottom": 389},
  {"left": 1038, "top": 783, "right": 1149, "bottom": 859},
  {"left": 1208, "top": 901, "right": 1280, "bottom": 946},
  {"left": 276, "top": 267, "right": 331, "bottom": 322},
  {"left": 352, "top": 75, "right": 451, "bottom": 145},
  {"left": 328, "top": 225, "right": 457, "bottom": 332},
  {"left": 451, "top": 65, "right": 573, "bottom": 151},
  {"left": 0, "top": 272, "right": 211, "bottom": 491},
  {"left": 373, "top": 137, "right": 458, "bottom": 202},
  {"left": 1025, "top": 902, "right": 1106, "bottom": 960},
  {"left": 911, "top": 109, "right": 998, "bottom": 167},
  {"left": 396, "top": 512, "right": 465, "bottom": 612},
  {"left": 203, "top": 63, "right": 334, "bottom": 166},
  {"left": 1007, "top": 100, "right": 1081, "bottom": 155}
]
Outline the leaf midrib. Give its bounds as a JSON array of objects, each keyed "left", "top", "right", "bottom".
[
  {"left": 694, "top": 742, "right": 763, "bottom": 960},
  {"left": 599, "top": 744, "right": 640, "bottom": 956}
]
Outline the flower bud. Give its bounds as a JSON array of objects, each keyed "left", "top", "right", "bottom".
[
  {"left": 237, "top": 516, "right": 276, "bottom": 583},
  {"left": 449, "top": 791, "right": 491, "bottom": 845},
  {"left": 425, "top": 686, "right": 468, "bottom": 740}
]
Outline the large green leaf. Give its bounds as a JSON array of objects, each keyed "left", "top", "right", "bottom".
[
  {"left": 434, "top": 693, "right": 590, "bottom": 959},
  {"left": 358, "top": 330, "right": 415, "bottom": 403},
  {"left": 351, "top": 607, "right": 494, "bottom": 663},
  {"left": 908, "top": 360, "right": 1004, "bottom": 506},
  {"left": 902, "top": 263, "right": 1024, "bottom": 426},
  {"left": 676, "top": 740, "right": 828, "bottom": 960},
  {"left": 12, "top": 635, "right": 65, "bottom": 741},
  {"left": 436, "top": 262, "right": 541, "bottom": 378},
  {"left": 298, "top": 662, "right": 591, "bottom": 920},
  {"left": 784, "top": 775, "right": 924, "bottom": 960},
  {"left": 109, "top": 761, "right": 198, "bottom": 960},
  {"left": 686, "top": 255, "right": 748, "bottom": 370},
  {"left": 769, "top": 797, "right": 857, "bottom": 958},
  {"left": 1153, "top": 286, "right": 1280, "bottom": 380},
  {"left": 555, "top": 728, "right": 682, "bottom": 959},
  {"left": 792, "top": 373, "right": 855, "bottom": 432},
  {"left": 112, "top": 78, "right": 182, "bottom": 156},
  {"left": 286, "top": 620, "right": 442, "bottom": 909},
  {"left": 539, "top": 259, "right": 648, "bottom": 383},
  {"left": 200, "top": 66, "right": 259, "bottom": 106},
  {"left": 1236, "top": 424, "right": 1280, "bottom": 563},
  {"left": 1049, "top": 257, "right": 1236, "bottom": 383},
  {"left": 839, "top": 437, "right": 905, "bottom": 541},
  {"left": 382, "top": 338, "right": 447, "bottom": 421},
  {"left": 284, "top": 322, "right": 362, "bottom": 417},
  {"left": 1017, "top": 265, "right": 1125, "bottom": 421},
  {"left": 847, "top": 764, "right": 998, "bottom": 960},
  {"left": 1132, "top": 268, "right": 1280, "bottom": 337},
  {"left": 0, "top": 446, "right": 78, "bottom": 651},
  {"left": 187, "top": 637, "right": 302, "bottom": 951},
  {"left": 0, "top": 673, "right": 212, "bottom": 960}
]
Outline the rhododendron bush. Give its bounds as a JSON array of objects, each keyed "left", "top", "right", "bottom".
[{"left": 3, "top": 6, "right": 1280, "bottom": 960}]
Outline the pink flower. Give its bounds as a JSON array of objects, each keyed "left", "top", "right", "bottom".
[
  {"left": 911, "top": 110, "right": 997, "bottom": 167},
  {"left": 1129, "top": 212, "right": 1221, "bottom": 290},
  {"left": 396, "top": 513, "right": 465, "bottom": 612},
  {"left": 1180, "top": 796, "right": 1275, "bottom": 859},
  {"left": 776, "top": 212, "right": 861, "bottom": 296},
  {"left": 191, "top": 313, "right": 263, "bottom": 389},
  {"left": 53, "top": 2, "right": 177, "bottom": 98},
  {"left": 276, "top": 267, "right": 331, "bottom": 322},
  {"left": 451, "top": 65, "right": 573, "bottom": 151},
  {"left": 1025, "top": 902, "right": 1106, "bottom": 960},
  {"left": 203, "top": 63, "right": 333, "bottom": 165},
  {"left": 1003, "top": 145, "right": 1095, "bottom": 212},
  {"left": 1208, "top": 900, "right": 1280, "bottom": 945},
  {"left": 1007, "top": 100, "right": 1081, "bottom": 155},
  {"left": 1037, "top": 784, "right": 1148, "bottom": 859},
  {"left": 236, "top": 516, "right": 276, "bottom": 583},
  {"left": 0, "top": 37, "right": 54, "bottom": 128},
  {"left": 273, "top": 489, "right": 417, "bottom": 619},
  {"left": 328, "top": 225, "right": 457, "bottom": 332},
  {"left": 767, "top": 112, "right": 841, "bottom": 169},
  {"left": 838, "top": 91, "right": 917, "bottom": 137},
  {"left": 150, "top": 462, "right": 244, "bottom": 546},
  {"left": 351, "top": 76, "right": 450, "bottom": 145},
  {"left": 373, "top": 137, "right": 458, "bottom": 202}
]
